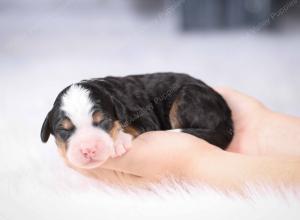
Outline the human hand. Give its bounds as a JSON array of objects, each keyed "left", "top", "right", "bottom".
[
  {"left": 102, "top": 131, "right": 219, "bottom": 181},
  {"left": 101, "top": 131, "right": 300, "bottom": 191},
  {"left": 216, "top": 87, "right": 300, "bottom": 156}
]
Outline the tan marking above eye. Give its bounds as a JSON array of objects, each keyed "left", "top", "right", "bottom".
[
  {"left": 61, "top": 118, "right": 74, "bottom": 130},
  {"left": 92, "top": 111, "right": 103, "bottom": 124}
]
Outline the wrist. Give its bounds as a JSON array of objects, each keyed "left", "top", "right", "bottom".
[{"left": 186, "top": 148, "right": 300, "bottom": 191}]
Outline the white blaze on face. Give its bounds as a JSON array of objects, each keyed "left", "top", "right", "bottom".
[
  {"left": 60, "top": 85, "right": 114, "bottom": 169},
  {"left": 61, "top": 85, "right": 94, "bottom": 126}
]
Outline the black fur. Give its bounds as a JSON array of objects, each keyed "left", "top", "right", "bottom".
[{"left": 41, "top": 72, "right": 233, "bottom": 149}]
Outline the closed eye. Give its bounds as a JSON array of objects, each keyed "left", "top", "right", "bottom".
[
  {"left": 56, "top": 127, "right": 75, "bottom": 140},
  {"left": 58, "top": 127, "right": 74, "bottom": 132},
  {"left": 93, "top": 119, "right": 113, "bottom": 131}
]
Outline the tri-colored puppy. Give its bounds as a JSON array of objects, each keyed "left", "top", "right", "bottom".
[{"left": 41, "top": 72, "right": 233, "bottom": 170}]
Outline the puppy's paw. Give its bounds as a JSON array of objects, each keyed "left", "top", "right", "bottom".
[{"left": 111, "top": 130, "right": 133, "bottom": 158}]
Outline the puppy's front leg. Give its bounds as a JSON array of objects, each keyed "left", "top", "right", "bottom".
[{"left": 112, "top": 130, "right": 133, "bottom": 158}]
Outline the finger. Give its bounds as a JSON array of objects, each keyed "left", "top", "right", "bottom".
[
  {"left": 215, "top": 86, "right": 263, "bottom": 106},
  {"left": 87, "top": 166, "right": 150, "bottom": 187},
  {"left": 215, "top": 86, "right": 249, "bottom": 101}
]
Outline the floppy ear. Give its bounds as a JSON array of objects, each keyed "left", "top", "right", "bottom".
[{"left": 40, "top": 111, "right": 52, "bottom": 143}]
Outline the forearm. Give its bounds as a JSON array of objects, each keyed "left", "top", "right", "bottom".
[
  {"left": 260, "top": 111, "right": 300, "bottom": 156},
  {"left": 103, "top": 131, "right": 300, "bottom": 191},
  {"left": 187, "top": 149, "right": 300, "bottom": 191}
]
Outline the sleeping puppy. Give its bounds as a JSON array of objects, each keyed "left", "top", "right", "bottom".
[{"left": 41, "top": 72, "right": 233, "bottom": 170}]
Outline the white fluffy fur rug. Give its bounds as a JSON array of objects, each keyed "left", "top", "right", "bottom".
[
  {"left": 1, "top": 73, "right": 300, "bottom": 219},
  {"left": 1, "top": 120, "right": 300, "bottom": 220}
]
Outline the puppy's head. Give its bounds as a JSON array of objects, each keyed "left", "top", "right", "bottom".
[{"left": 41, "top": 83, "right": 126, "bottom": 169}]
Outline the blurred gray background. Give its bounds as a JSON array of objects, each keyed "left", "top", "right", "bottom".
[{"left": 0, "top": 0, "right": 300, "bottom": 134}]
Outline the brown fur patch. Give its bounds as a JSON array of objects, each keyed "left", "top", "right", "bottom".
[
  {"left": 109, "top": 121, "right": 122, "bottom": 140},
  {"left": 169, "top": 99, "right": 180, "bottom": 129},
  {"left": 109, "top": 121, "right": 140, "bottom": 140},
  {"left": 123, "top": 126, "right": 140, "bottom": 138},
  {"left": 55, "top": 138, "right": 68, "bottom": 161}
]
